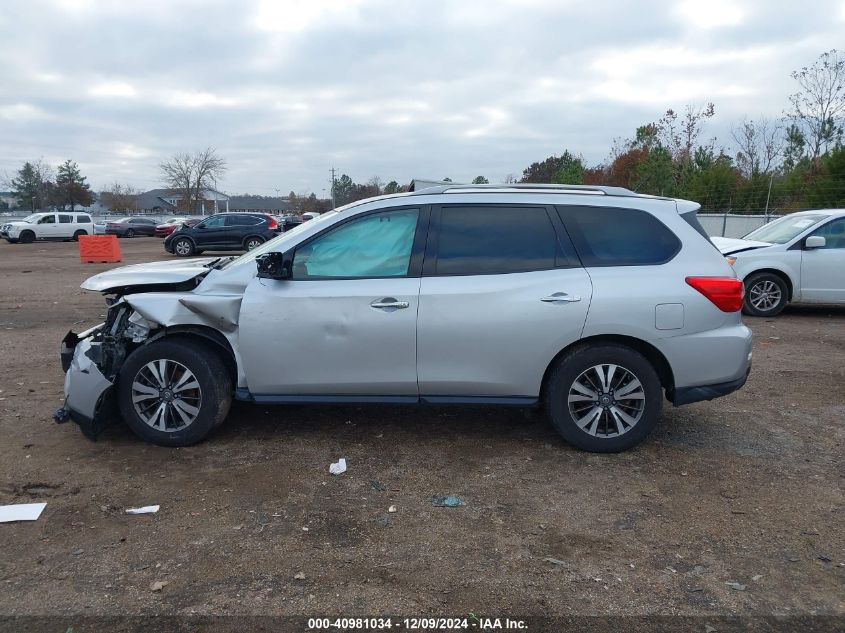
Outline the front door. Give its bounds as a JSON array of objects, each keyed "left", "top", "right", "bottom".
[
  {"left": 416, "top": 204, "right": 592, "bottom": 398},
  {"left": 193, "top": 215, "right": 228, "bottom": 248},
  {"left": 801, "top": 217, "right": 845, "bottom": 303},
  {"left": 37, "top": 214, "right": 60, "bottom": 239},
  {"left": 239, "top": 207, "right": 426, "bottom": 397}
]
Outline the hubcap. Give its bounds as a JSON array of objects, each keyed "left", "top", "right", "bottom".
[
  {"left": 247, "top": 239, "right": 261, "bottom": 250},
  {"left": 567, "top": 364, "right": 645, "bottom": 438},
  {"left": 175, "top": 240, "right": 191, "bottom": 255},
  {"left": 131, "top": 359, "right": 202, "bottom": 431},
  {"left": 749, "top": 280, "right": 781, "bottom": 311}
]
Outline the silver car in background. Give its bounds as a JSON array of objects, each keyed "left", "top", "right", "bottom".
[{"left": 57, "top": 184, "right": 752, "bottom": 452}]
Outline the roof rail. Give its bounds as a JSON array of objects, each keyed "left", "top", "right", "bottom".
[{"left": 407, "top": 183, "right": 639, "bottom": 197}]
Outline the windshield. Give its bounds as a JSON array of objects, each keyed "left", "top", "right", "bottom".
[
  {"left": 742, "top": 213, "right": 828, "bottom": 244},
  {"left": 21, "top": 214, "right": 41, "bottom": 223},
  {"left": 224, "top": 210, "right": 340, "bottom": 269}
]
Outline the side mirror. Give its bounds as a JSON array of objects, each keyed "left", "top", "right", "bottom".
[
  {"left": 196, "top": 223, "right": 206, "bottom": 229},
  {"left": 256, "top": 252, "right": 291, "bottom": 280},
  {"left": 805, "top": 235, "right": 826, "bottom": 249}
]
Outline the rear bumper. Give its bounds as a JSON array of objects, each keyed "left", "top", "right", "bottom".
[{"left": 669, "top": 366, "right": 751, "bottom": 406}]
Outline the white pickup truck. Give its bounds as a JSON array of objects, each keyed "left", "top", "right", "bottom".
[{"left": 1, "top": 212, "right": 95, "bottom": 243}]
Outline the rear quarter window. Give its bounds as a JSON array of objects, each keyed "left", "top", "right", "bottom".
[
  {"left": 76, "top": 215, "right": 91, "bottom": 223},
  {"left": 557, "top": 205, "right": 681, "bottom": 266}
]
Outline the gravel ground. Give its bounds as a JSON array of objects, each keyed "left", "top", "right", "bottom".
[{"left": 0, "top": 239, "right": 842, "bottom": 623}]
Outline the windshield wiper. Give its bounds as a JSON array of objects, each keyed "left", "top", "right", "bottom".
[{"left": 204, "top": 256, "right": 237, "bottom": 270}]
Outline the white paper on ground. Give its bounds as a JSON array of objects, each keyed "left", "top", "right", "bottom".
[
  {"left": 329, "top": 458, "right": 347, "bottom": 475},
  {"left": 0, "top": 502, "right": 47, "bottom": 523},
  {"left": 125, "top": 505, "right": 160, "bottom": 515}
]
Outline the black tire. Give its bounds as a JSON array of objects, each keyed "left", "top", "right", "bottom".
[
  {"left": 545, "top": 344, "right": 662, "bottom": 453},
  {"left": 172, "top": 237, "right": 195, "bottom": 257},
  {"left": 125, "top": 228, "right": 135, "bottom": 238},
  {"left": 117, "top": 338, "right": 232, "bottom": 447},
  {"left": 19, "top": 230, "right": 35, "bottom": 244},
  {"left": 244, "top": 236, "right": 264, "bottom": 251},
  {"left": 742, "top": 272, "right": 788, "bottom": 317},
  {"left": 73, "top": 230, "right": 87, "bottom": 241}
]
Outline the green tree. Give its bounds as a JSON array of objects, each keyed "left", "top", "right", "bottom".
[
  {"left": 471, "top": 176, "right": 489, "bottom": 184},
  {"left": 55, "top": 160, "right": 93, "bottom": 211},
  {"left": 10, "top": 160, "right": 53, "bottom": 211},
  {"left": 332, "top": 174, "right": 355, "bottom": 206},
  {"left": 384, "top": 180, "right": 401, "bottom": 194},
  {"left": 552, "top": 154, "right": 585, "bottom": 184},
  {"left": 633, "top": 146, "right": 674, "bottom": 195},
  {"left": 520, "top": 150, "right": 583, "bottom": 183}
]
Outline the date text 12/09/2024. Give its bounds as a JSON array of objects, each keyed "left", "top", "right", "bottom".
[{"left": 307, "top": 618, "right": 528, "bottom": 630}]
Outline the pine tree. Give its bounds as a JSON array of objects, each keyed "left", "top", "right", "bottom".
[{"left": 55, "top": 160, "right": 93, "bottom": 211}]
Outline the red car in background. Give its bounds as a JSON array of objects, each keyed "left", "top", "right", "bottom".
[{"left": 155, "top": 217, "right": 198, "bottom": 238}]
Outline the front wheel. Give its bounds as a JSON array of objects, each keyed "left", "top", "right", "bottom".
[
  {"left": 545, "top": 344, "right": 662, "bottom": 452},
  {"left": 125, "top": 228, "right": 135, "bottom": 238},
  {"left": 743, "top": 272, "right": 788, "bottom": 317},
  {"left": 172, "top": 237, "right": 195, "bottom": 257},
  {"left": 117, "top": 339, "right": 232, "bottom": 447},
  {"left": 19, "top": 230, "right": 35, "bottom": 244}
]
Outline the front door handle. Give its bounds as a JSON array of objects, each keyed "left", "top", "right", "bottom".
[
  {"left": 370, "top": 297, "right": 410, "bottom": 309},
  {"left": 541, "top": 292, "right": 581, "bottom": 303}
]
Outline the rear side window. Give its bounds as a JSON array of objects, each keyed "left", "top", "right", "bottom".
[
  {"left": 434, "top": 206, "right": 562, "bottom": 275},
  {"left": 59, "top": 214, "right": 72, "bottom": 223},
  {"left": 558, "top": 206, "right": 680, "bottom": 266},
  {"left": 76, "top": 215, "right": 91, "bottom": 223},
  {"left": 226, "top": 215, "right": 262, "bottom": 226}
]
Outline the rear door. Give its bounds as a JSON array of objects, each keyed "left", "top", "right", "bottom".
[
  {"left": 416, "top": 204, "right": 592, "bottom": 399},
  {"left": 800, "top": 217, "right": 845, "bottom": 303},
  {"left": 58, "top": 213, "right": 74, "bottom": 238},
  {"left": 224, "top": 214, "right": 260, "bottom": 247}
]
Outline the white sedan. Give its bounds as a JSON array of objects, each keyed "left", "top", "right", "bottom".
[{"left": 711, "top": 209, "right": 845, "bottom": 316}]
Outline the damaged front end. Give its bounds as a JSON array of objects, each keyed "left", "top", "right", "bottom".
[{"left": 54, "top": 302, "right": 153, "bottom": 439}]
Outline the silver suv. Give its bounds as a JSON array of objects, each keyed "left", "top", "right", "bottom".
[{"left": 57, "top": 185, "right": 752, "bottom": 452}]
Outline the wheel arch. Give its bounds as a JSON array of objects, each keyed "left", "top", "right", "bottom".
[
  {"left": 146, "top": 326, "right": 238, "bottom": 387},
  {"left": 744, "top": 268, "right": 794, "bottom": 301},
  {"left": 540, "top": 334, "right": 675, "bottom": 399}
]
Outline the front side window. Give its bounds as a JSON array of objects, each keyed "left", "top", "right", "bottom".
[
  {"left": 200, "top": 216, "right": 227, "bottom": 228},
  {"left": 809, "top": 218, "right": 845, "bottom": 249},
  {"left": 292, "top": 209, "right": 419, "bottom": 279},
  {"left": 38, "top": 215, "right": 55, "bottom": 224},
  {"left": 59, "top": 214, "right": 72, "bottom": 223},
  {"left": 434, "top": 206, "right": 559, "bottom": 275},
  {"left": 559, "top": 206, "right": 680, "bottom": 267}
]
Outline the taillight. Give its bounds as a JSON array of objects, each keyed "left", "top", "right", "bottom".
[
  {"left": 685, "top": 276, "right": 744, "bottom": 312},
  {"left": 266, "top": 215, "right": 278, "bottom": 230}
]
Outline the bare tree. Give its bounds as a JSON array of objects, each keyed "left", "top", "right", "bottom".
[
  {"left": 658, "top": 103, "right": 716, "bottom": 161},
  {"left": 731, "top": 116, "right": 784, "bottom": 178},
  {"left": 100, "top": 183, "right": 140, "bottom": 213},
  {"left": 788, "top": 49, "right": 845, "bottom": 159},
  {"left": 159, "top": 147, "right": 227, "bottom": 213}
]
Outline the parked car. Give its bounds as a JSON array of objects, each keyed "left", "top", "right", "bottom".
[
  {"left": 105, "top": 217, "right": 158, "bottom": 238},
  {"left": 1, "top": 212, "right": 94, "bottom": 243},
  {"left": 711, "top": 209, "right": 845, "bottom": 316},
  {"left": 154, "top": 217, "right": 193, "bottom": 238},
  {"left": 301, "top": 211, "right": 320, "bottom": 221},
  {"left": 163, "top": 213, "right": 280, "bottom": 257},
  {"left": 58, "top": 184, "right": 752, "bottom": 452},
  {"left": 278, "top": 213, "right": 304, "bottom": 231}
]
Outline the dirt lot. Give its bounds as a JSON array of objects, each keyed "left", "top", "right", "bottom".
[{"left": 0, "top": 239, "right": 842, "bottom": 623}]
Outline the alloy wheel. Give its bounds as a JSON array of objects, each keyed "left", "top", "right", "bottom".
[
  {"left": 246, "top": 238, "right": 262, "bottom": 250},
  {"left": 567, "top": 364, "right": 645, "bottom": 438},
  {"left": 174, "top": 239, "right": 192, "bottom": 256},
  {"left": 131, "top": 359, "right": 202, "bottom": 432},
  {"left": 749, "top": 280, "right": 781, "bottom": 312}
]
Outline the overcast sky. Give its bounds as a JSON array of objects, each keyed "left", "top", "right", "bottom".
[{"left": 1, "top": 0, "right": 843, "bottom": 195}]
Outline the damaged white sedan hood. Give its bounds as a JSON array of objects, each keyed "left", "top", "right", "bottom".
[
  {"left": 81, "top": 257, "right": 218, "bottom": 292},
  {"left": 710, "top": 236, "right": 773, "bottom": 255}
]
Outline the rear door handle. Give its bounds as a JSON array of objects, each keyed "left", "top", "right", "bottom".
[
  {"left": 541, "top": 292, "right": 581, "bottom": 303},
  {"left": 370, "top": 297, "right": 410, "bottom": 309}
]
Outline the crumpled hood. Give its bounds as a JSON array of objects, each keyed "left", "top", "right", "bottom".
[
  {"left": 710, "top": 236, "right": 772, "bottom": 255},
  {"left": 81, "top": 257, "right": 217, "bottom": 292}
]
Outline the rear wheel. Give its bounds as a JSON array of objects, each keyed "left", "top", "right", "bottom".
[
  {"left": 545, "top": 344, "right": 662, "bottom": 452},
  {"left": 743, "top": 272, "right": 788, "bottom": 317},
  {"left": 173, "top": 237, "right": 195, "bottom": 257},
  {"left": 73, "top": 229, "right": 87, "bottom": 241},
  {"left": 244, "top": 236, "right": 264, "bottom": 251},
  {"left": 117, "top": 339, "right": 232, "bottom": 447},
  {"left": 19, "top": 230, "right": 35, "bottom": 244}
]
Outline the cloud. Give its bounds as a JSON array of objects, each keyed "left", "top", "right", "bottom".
[{"left": 0, "top": 0, "right": 842, "bottom": 192}]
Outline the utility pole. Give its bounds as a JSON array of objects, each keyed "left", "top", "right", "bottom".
[
  {"left": 330, "top": 167, "right": 337, "bottom": 210},
  {"left": 763, "top": 173, "right": 774, "bottom": 224}
]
